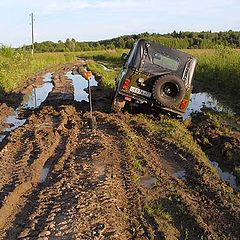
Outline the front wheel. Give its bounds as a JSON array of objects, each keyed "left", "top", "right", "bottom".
[{"left": 111, "top": 95, "right": 126, "bottom": 113}]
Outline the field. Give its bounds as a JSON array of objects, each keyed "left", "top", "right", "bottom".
[{"left": 0, "top": 46, "right": 240, "bottom": 239}]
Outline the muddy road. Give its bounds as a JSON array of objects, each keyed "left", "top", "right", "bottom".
[{"left": 0, "top": 63, "right": 240, "bottom": 239}]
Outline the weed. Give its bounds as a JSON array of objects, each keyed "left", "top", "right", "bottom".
[
  {"left": 184, "top": 228, "right": 189, "bottom": 240},
  {"left": 143, "top": 204, "right": 154, "bottom": 216},
  {"left": 134, "top": 159, "right": 144, "bottom": 173},
  {"left": 155, "top": 204, "right": 172, "bottom": 221}
]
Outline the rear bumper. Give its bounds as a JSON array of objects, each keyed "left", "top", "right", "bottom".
[{"left": 117, "top": 90, "right": 186, "bottom": 116}]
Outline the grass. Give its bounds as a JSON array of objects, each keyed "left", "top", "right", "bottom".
[
  {"left": 86, "top": 60, "right": 118, "bottom": 89},
  {"left": 193, "top": 47, "right": 240, "bottom": 95},
  {"left": 155, "top": 204, "right": 172, "bottom": 221},
  {"left": 133, "top": 159, "right": 144, "bottom": 173},
  {"left": 0, "top": 46, "right": 77, "bottom": 93},
  {"left": 79, "top": 48, "right": 127, "bottom": 66},
  {"left": 132, "top": 114, "right": 213, "bottom": 169},
  {"left": 143, "top": 203, "right": 172, "bottom": 221}
]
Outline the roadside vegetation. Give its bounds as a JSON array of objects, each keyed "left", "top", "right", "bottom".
[
  {"left": 86, "top": 60, "right": 118, "bottom": 90},
  {"left": 189, "top": 46, "right": 240, "bottom": 111},
  {"left": 0, "top": 46, "right": 76, "bottom": 93}
]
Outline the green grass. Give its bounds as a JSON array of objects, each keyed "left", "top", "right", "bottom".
[
  {"left": 0, "top": 46, "right": 77, "bottom": 93},
  {"left": 155, "top": 204, "right": 172, "bottom": 221},
  {"left": 86, "top": 60, "right": 118, "bottom": 89},
  {"left": 79, "top": 48, "right": 127, "bottom": 66},
  {"left": 132, "top": 114, "right": 212, "bottom": 169},
  {"left": 191, "top": 47, "right": 240, "bottom": 97}
]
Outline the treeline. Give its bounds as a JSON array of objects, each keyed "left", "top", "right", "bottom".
[{"left": 23, "top": 30, "right": 240, "bottom": 52}]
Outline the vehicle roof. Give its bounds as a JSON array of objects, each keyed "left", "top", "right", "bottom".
[{"left": 128, "top": 39, "right": 196, "bottom": 75}]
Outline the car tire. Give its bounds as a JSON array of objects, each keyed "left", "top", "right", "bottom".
[
  {"left": 153, "top": 74, "right": 185, "bottom": 108},
  {"left": 111, "top": 95, "right": 126, "bottom": 113}
]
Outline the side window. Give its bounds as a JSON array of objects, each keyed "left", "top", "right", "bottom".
[{"left": 153, "top": 52, "right": 179, "bottom": 71}]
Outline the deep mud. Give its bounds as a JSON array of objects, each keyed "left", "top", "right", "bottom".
[
  {"left": 0, "top": 63, "right": 240, "bottom": 239},
  {"left": 188, "top": 109, "right": 240, "bottom": 189}
]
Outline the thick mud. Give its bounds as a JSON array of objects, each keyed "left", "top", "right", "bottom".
[{"left": 0, "top": 63, "right": 240, "bottom": 239}]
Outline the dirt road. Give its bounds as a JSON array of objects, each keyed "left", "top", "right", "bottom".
[{"left": 0, "top": 64, "right": 240, "bottom": 239}]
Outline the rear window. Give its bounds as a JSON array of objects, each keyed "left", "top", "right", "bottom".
[{"left": 153, "top": 52, "right": 179, "bottom": 71}]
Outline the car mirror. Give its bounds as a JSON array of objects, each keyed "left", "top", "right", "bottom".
[{"left": 121, "top": 53, "right": 128, "bottom": 61}]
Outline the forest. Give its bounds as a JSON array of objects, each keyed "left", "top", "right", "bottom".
[{"left": 22, "top": 30, "right": 240, "bottom": 52}]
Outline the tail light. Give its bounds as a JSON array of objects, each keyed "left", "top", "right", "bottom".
[
  {"left": 122, "top": 79, "right": 131, "bottom": 90},
  {"left": 180, "top": 99, "right": 188, "bottom": 110}
]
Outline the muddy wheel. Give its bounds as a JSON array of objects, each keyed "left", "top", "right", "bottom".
[
  {"left": 153, "top": 74, "right": 185, "bottom": 108},
  {"left": 111, "top": 95, "right": 126, "bottom": 113}
]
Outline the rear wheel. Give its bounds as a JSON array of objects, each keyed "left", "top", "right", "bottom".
[{"left": 111, "top": 95, "right": 126, "bottom": 113}]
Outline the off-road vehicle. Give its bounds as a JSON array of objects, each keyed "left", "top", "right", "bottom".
[{"left": 112, "top": 39, "right": 197, "bottom": 117}]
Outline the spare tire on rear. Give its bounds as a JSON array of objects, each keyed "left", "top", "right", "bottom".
[{"left": 152, "top": 74, "right": 185, "bottom": 108}]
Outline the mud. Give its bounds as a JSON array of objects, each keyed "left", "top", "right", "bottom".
[
  {"left": 0, "top": 63, "right": 239, "bottom": 239},
  {"left": 188, "top": 109, "right": 240, "bottom": 189}
]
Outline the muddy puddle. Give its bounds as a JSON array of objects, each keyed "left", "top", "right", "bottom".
[
  {"left": 139, "top": 174, "right": 157, "bottom": 188},
  {"left": 0, "top": 73, "right": 53, "bottom": 143},
  {"left": 66, "top": 71, "right": 98, "bottom": 102},
  {"left": 185, "top": 92, "right": 239, "bottom": 191},
  {"left": 21, "top": 73, "right": 53, "bottom": 109},
  {"left": 100, "top": 64, "right": 110, "bottom": 71},
  {"left": 184, "top": 92, "right": 233, "bottom": 119},
  {"left": 173, "top": 170, "right": 186, "bottom": 180},
  {"left": 210, "top": 161, "right": 240, "bottom": 191},
  {"left": 39, "top": 166, "right": 50, "bottom": 183}
]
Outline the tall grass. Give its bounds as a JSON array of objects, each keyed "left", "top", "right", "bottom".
[
  {"left": 79, "top": 49, "right": 127, "bottom": 66},
  {"left": 187, "top": 47, "right": 240, "bottom": 100},
  {"left": 0, "top": 46, "right": 76, "bottom": 93}
]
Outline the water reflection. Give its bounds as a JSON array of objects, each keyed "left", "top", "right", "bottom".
[
  {"left": 0, "top": 73, "right": 53, "bottom": 144},
  {"left": 185, "top": 92, "right": 233, "bottom": 119},
  {"left": 66, "top": 71, "right": 98, "bottom": 102}
]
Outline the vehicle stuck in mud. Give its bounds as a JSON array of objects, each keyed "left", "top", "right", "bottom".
[{"left": 112, "top": 39, "right": 197, "bottom": 116}]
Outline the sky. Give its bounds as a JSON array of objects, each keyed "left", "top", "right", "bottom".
[{"left": 0, "top": 0, "right": 239, "bottom": 47}]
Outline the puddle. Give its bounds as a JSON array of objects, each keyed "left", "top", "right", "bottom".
[
  {"left": 20, "top": 73, "right": 53, "bottom": 109},
  {"left": 39, "top": 166, "right": 50, "bottom": 183},
  {"left": 0, "top": 73, "right": 53, "bottom": 144},
  {"left": 184, "top": 92, "right": 233, "bottom": 119},
  {"left": 66, "top": 71, "right": 98, "bottom": 102},
  {"left": 210, "top": 161, "right": 240, "bottom": 191},
  {"left": 173, "top": 170, "right": 186, "bottom": 180},
  {"left": 140, "top": 175, "right": 157, "bottom": 188},
  {"left": 100, "top": 64, "right": 110, "bottom": 71}
]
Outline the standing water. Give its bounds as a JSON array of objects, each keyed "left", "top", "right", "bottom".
[
  {"left": 0, "top": 73, "right": 53, "bottom": 143},
  {"left": 210, "top": 161, "right": 240, "bottom": 191},
  {"left": 185, "top": 92, "right": 233, "bottom": 118},
  {"left": 66, "top": 71, "right": 98, "bottom": 102}
]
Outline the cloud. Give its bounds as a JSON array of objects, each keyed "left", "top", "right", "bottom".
[{"left": 1, "top": 0, "right": 238, "bottom": 16}]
